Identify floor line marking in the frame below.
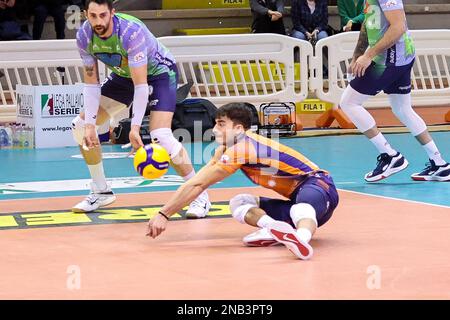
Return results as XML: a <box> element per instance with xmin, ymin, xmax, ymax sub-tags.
<box><xmin>0</xmin><ymin>186</ymin><xmax>263</xmax><ymax>203</ymax></box>
<box><xmin>2</xmin><ymin>184</ymin><xmax>448</xmax><ymax>209</ymax></box>
<box><xmin>338</xmin><ymin>188</ymin><xmax>450</xmax><ymax>209</ymax></box>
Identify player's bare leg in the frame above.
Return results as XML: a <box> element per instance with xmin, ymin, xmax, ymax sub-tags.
<box><xmin>71</xmin><ymin>107</ymin><xmax>116</xmax><ymax>213</ymax></box>
<box><xmin>149</xmin><ymin>111</ymin><xmax>211</xmax><ymax>218</ymax></box>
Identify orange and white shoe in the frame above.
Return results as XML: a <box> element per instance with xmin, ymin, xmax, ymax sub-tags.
<box><xmin>268</xmin><ymin>221</ymin><xmax>313</xmax><ymax>260</ymax></box>
<box><xmin>243</xmin><ymin>228</ymin><xmax>280</xmax><ymax>247</ymax></box>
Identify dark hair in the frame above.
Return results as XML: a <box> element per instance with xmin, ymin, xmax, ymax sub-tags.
<box><xmin>216</xmin><ymin>103</ymin><xmax>252</xmax><ymax>130</ymax></box>
<box><xmin>86</xmin><ymin>0</ymin><xmax>113</xmax><ymax>10</ymax></box>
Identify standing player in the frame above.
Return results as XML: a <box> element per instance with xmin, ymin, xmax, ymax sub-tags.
<box><xmin>340</xmin><ymin>0</ymin><xmax>449</xmax><ymax>182</ymax></box>
<box><xmin>71</xmin><ymin>0</ymin><xmax>211</xmax><ymax>217</ymax></box>
<box><xmin>146</xmin><ymin>103</ymin><xmax>339</xmax><ymax>260</ymax></box>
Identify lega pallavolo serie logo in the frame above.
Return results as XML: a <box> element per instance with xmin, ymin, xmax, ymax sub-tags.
<box><xmin>41</xmin><ymin>93</ymin><xmax>83</xmax><ymax>117</ymax></box>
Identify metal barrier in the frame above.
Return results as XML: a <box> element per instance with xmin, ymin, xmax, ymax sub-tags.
<box><xmin>312</xmin><ymin>30</ymin><xmax>450</xmax><ymax>108</ymax></box>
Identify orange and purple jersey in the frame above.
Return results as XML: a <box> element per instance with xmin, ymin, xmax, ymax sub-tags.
<box><xmin>214</xmin><ymin>131</ymin><xmax>328</xmax><ymax>198</ymax></box>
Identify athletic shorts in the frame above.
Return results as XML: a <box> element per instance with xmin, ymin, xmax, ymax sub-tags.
<box><xmin>350</xmin><ymin>59</ymin><xmax>415</xmax><ymax>96</ymax></box>
<box><xmin>259</xmin><ymin>172</ymin><xmax>339</xmax><ymax>228</ymax></box>
<box><xmin>99</xmin><ymin>65</ymin><xmax>179</xmax><ymax>117</ymax></box>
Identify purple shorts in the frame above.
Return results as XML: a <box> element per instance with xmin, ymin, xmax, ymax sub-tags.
<box><xmin>101</xmin><ymin>65</ymin><xmax>179</xmax><ymax>113</ymax></box>
<box><xmin>259</xmin><ymin>172</ymin><xmax>339</xmax><ymax>228</ymax></box>
<box><xmin>350</xmin><ymin>59</ymin><xmax>415</xmax><ymax>96</ymax></box>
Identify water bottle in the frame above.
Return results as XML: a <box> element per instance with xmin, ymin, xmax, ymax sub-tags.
<box><xmin>0</xmin><ymin>125</ymin><xmax>7</xmax><ymax>149</ymax></box>
<box><xmin>11</xmin><ymin>123</ymin><xmax>19</xmax><ymax>149</ymax></box>
<box><xmin>12</xmin><ymin>123</ymin><xmax>23</xmax><ymax>149</ymax></box>
<box><xmin>23</xmin><ymin>125</ymin><xmax>30</xmax><ymax>149</ymax></box>
<box><xmin>19</xmin><ymin>124</ymin><xmax>27</xmax><ymax>149</ymax></box>
<box><xmin>27</xmin><ymin>126</ymin><xmax>35</xmax><ymax>149</ymax></box>
<box><xmin>4</xmin><ymin>124</ymin><xmax>12</xmax><ymax>148</ymax></box>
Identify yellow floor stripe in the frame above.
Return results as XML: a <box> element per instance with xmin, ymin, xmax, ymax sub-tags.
<box><xmin>0</xmin><ymin>202</ymin><xmax>231</xmax><ymax>230</ymax></box>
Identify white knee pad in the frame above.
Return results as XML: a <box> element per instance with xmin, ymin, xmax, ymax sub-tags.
<box><xmin>339</xmin><ymin>85</ymin><xmax>376</xmax><ymax>132</ymax></box>
<box><xmin>71</xmin><ymin>115</ymin><xmax>85</xmax><ymax>145</ymax></box>
<box><xmin>229</xmin><ymin>194</ymin><xmax>258</xmax><ymax>224</ymax></box>
<box><xmin>150</xmin><ymin>128</ymin><xmax>182</xmax><ymax>159</ymax></box>
<box><xmin>389</xmin><ymin>94</ymin><xmax>427</xmax><ymax>136</ymax></box>
<box><xmin>290</xmin><ymin>203</ymin><xmax>318</xmax><ymax>228</ymax></box>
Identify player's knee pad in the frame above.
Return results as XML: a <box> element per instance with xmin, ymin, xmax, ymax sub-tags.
<box><xmin>290</xmin><ymin>203</ymin><xmax>318</xmax><ymax>228</ymax></box>
<box><xmin>71</xmin><ymin>115</ymin><xmax>85</xmax><ymax>145</ymax></box>
<box><xmin>150</xmin><ymin>128</ymin><xmax>182</xmax><ymax>159</ymax></box>
<box><xmin>339</xmin><ymin>85</ymin><xmax>375</xmax><ymax>132</ymax></box>
<box><xmin>389</xmin><ymin>94</ymin><xmax>427</xmax><ymax>136</ymax></box>
<box><xmin>229</xmin><ymin>194</ymin><xmax>258</xmax><ymax>224</ymax></box>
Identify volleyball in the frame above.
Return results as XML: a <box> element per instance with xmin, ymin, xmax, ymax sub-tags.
<box><xmin>133</xmin><ymin>144</ymin><xmax>170</xmax><ymax>179</ymax></box>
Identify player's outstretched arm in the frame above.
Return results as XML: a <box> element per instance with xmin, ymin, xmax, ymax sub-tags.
<box><xmin>129</xmin><ymin>65</ymin><xmax>149</xmax><ymax>151</ymax></box>
<box><xmin>146</xmin><ymin>164</ymin><xmax>231</xmax><ymax>239</ymax></box>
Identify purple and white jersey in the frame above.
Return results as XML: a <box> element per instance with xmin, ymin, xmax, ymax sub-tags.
<box><xmin>364</xmin><ymin>0</ymin><xmax>415</xmax><ymax>66</ymax></box>
<box><xmin>76</xmin><ymin>13</ymin><xmax>176</xmax><ymax>78</ymax></box>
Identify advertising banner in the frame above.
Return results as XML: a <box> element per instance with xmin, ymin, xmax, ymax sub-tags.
<box><xmin>16</xmin><ymin>84</ymin><xmax>83</xmax><ymax>148</ymax></box>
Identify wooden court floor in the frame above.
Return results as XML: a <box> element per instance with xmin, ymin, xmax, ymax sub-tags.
<box><xmin>1</xmin><ymin>187</ymin><xmax>449</xmax><ymax>300</ymax></box>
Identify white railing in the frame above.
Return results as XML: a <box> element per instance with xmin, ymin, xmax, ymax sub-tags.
<box><xmin>0</xmin><ymin>40</ymin><xmax>110</xmax><ymax>121</ymax></box>
<box><xmin>1</xmin><ymin>31</ymin><xmax>450</xmax><ymax>122</ymax></box>
<box><xmin>0</xmin><ymin>34</ymin><xmax>311</xmax><ymax>112</ymax></box>
<box><xmin>159</xmin><ymin>34</ymin><xmax>312</xmax><ymax>105</ymax></box>
<box><xmin>313</xmin><ymin>30</ymin><xmax>450</xmax><ymax>108</ymax></box>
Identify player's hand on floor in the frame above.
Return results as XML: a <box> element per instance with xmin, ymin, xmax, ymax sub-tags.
<box><xmin>146</xmin><ymin>214</ymin><xmax>168</xmax><ymax>238</ymax></box>
<box><xmin>83</xmin><ymin>124</ymin><xmax>100</xmax><ymax>150</ymax></box>
<box><xmin>353</xmin><ymin>54</ymin><xmax>372</xmax><ymax>77</ymax></box>
<box><xmin>129</xmin><ymin>125</ymin><xmax>144</xmax><ymax>155</ymax></box>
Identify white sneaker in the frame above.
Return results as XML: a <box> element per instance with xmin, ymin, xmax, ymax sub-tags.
<box><xmin>185</xmin><ymin>191</ymin><xmax>211</xmax><ymax>219</ymax></box>
<box><xmin>268</xmin><ymin>221</ymin><xmax>314</xmax><ymax>260</ymax></box>
<box><xmin>72</xmin><ymin>182</ymin><xmax>116</xmax><ymax>213</ymax></box>
<box><xmin>243</xmin><ymin>228</ymin><xmax>280</xmax><ymax>247</ymax></box>
<box><xmin>411</xmin><ymin>160</ymin><xmax>450</xmax><ymax>182</ymax></box>
<box><xmin>364</xmin><ymin>152</ymin><xmax>409</xmax><ymax>182</ymax></box>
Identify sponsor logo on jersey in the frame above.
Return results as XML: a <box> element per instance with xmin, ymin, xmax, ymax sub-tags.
<box><xmin>385</xmin><ymin>0</ymin><xmax>398</xmax><ymax>8</ymax></box>
<box><xmin>134</xmin><ymin>51</ymin><xmax>145</xmax><ymax>62</ymax></box>
<box><xmin>388</xmin><ymin>46</ymin><xmax>396</xmax><ymax>64</ymax></box>
<box><xmin>398</xmin><ymin>84</ymin><xmax>411</xmax><ymax>91</ymax></box>
<box><xmin>220</xmin><ymin>155</ymin><xmax>230</xmax><ymax>164</ymax></box>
